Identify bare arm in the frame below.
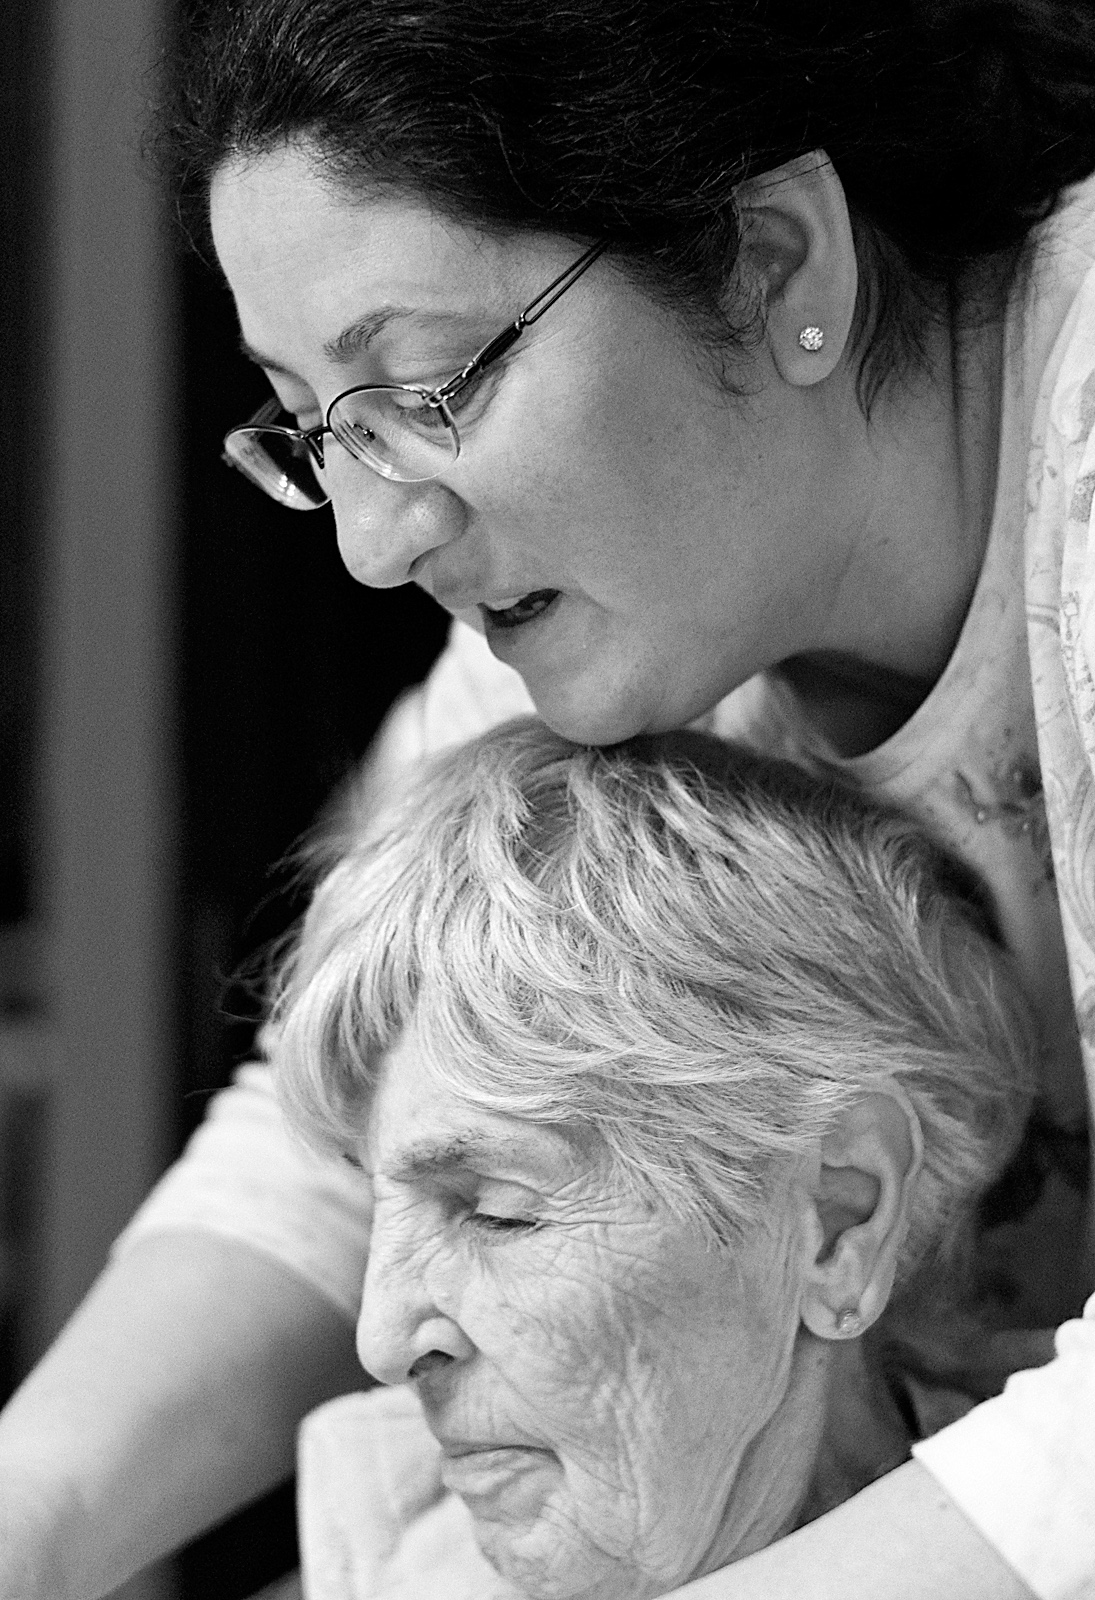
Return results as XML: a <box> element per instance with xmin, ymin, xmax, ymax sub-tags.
<box><xmin>0</xmin><ymin>1232</ymin><xmax>363</xmax><ymax>1600</ymax></box>
<box><xmin>671</xmin><ymin>1462</ymin><xmax>1033</xmax><ymax>1600</ymax></box>
<box><xmin>0</xmin><ymin>647</ymin><xmax>530</xmax><ymax>1600</ymax></box>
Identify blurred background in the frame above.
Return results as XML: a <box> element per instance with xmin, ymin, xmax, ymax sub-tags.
<box><xmin>0</xmin><ymin>1</ymin><xmax>448</xmax><ymax>1594</ymax></box>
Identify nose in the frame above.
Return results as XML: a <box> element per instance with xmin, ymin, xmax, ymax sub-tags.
<box><xmin>355</xmin><ymin>1205</ymin><xmax>476</xmax><ymax>1385</ymax></box>
<box><xmin>324</xmin><ymin>450</ymin><xmax>468</xmax><ymax>590</ymax></box>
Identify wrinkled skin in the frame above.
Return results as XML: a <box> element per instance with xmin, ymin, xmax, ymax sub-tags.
<box><xmin>352</xmin><ymin>1027</ymin><xmax>832</xmax><ymax>1600</ymax></box>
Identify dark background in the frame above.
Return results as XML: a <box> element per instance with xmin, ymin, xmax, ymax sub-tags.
<box><xmin>173</xmin><ymin>249</ymin><xmax>448</xmax><ymax>1596</ymax></box>
<box><xmin>0</xmin><ymin>7</ymin><xmax>447</xmax><ymax>1593</ymax></box>
<box><xmin>176</xmin><ymin>247</ymin><xmax>448</xmax><ymax>1150</ymax></box>
<box><xmin>0</xmin><ymin>0</ymin><xmax>50</xmax><ymax>1425</ymax></box>
<box><xmin>0</xmin><ymin>0</ymin><xmax>46</xmax><ymax>930</ymax></box>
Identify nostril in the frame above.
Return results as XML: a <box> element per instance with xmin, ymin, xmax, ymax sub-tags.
<box><xmin>408</xmin><ymin>1350</ymin><xmax>454</xmax><ymax>1380</ymax></box>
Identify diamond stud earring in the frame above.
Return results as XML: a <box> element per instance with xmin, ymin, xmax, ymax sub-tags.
<box><xmin>798</xmin><ymin>326</ymin><xmax>825</xmax><ymax>352</ymax></box>
<box><xmin>835</xmin><ymin>1308</ymin><xmax>863</xmax><ymax>1336</ymax></box>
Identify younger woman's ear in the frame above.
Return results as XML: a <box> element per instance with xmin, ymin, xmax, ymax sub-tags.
<box><xmin>796</xmin><ymin>1086</ymin><xmax>924</xmax><ymax>1340</ymax></box>
<box><xmin>734</xmin><ymin>150</ymin><xmax>858</xmax><ymax>386</ymax></box>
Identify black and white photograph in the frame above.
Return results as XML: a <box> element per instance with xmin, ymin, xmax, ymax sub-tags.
<box><xmin>1</xmin><ymin>3</ymin><xmax>1093</xmax><ymax>1597</ymax></box>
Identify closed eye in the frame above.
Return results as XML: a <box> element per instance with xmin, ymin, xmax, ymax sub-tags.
<box><xmin>465</xmin><ymin>1210</ymin><xmax>540</xmax><ymax>1236</ymax></box>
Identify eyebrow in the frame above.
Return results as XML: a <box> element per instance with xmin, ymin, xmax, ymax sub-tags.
<box><xmin>384</xmin><ymin>1129</ymin><xmax>569</xmax><ymax>1186</ymax></box>
<box><xmin>238</xmin><ymin>306</ymin><xmax>487</xmax><ymax>377</ymax></box>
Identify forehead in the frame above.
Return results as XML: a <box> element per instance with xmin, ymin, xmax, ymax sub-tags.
<box><xmin>364</xmin><ymin>1026</ymin><xmax>592</xmax><ymax>1186</ymax></box>
<box><xmin>209</xmin><ymin>143</ymin><xmax>582</xmax><ymax>375</ymax></box>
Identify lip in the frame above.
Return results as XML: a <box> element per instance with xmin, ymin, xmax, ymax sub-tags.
<box><xmin>480</xmin><ymin>589</ymin><xmax>561</xmax><ymax>634</ymax></box>
<box><xmin>444</xmin><ymin>1443</ymin><xmax>509</xmax><ymax>1459</ymax></box>
<box><xmin>438</xmin><ymin>1444</ymin><xmax>554</xmax><ymax>1496</ymax></box>
<box><xmin>420</xmin><ymin>576</ymin><xmax>557</xmax><ymax>614</ymax></box>
<box><xmin>436</xmin><ymin>1435</ymin><xmax>534</xmax><ymax>1459</ymax></box>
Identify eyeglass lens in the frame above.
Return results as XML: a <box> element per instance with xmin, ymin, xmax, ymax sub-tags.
<box><xmin>223</xmin><ymin>239</ymin><xmax>606</xmax><ymax>508</ymax></box>
<box><xmin>224</xmin><ymin>427</ymin><xmax>330</xmax><ymax>511</ymax></box>
<box><xmin>328</xmin><ymin>387</ymin><xmax>458</xmax><ymax>483</ymax></box>
<box><xmin>225</xmin><ymin>386</ymin><xmax>460</xmax><ymax>507</ymax></box>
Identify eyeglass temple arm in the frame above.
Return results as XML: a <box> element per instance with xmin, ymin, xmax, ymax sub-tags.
<box><xmin>521</xmin><ymin>241</ymin><xmax>607</xmax><ymax>324</ymax></box>
<box><xmin>436</xmin><ymin>241</ymin><xmax>607</xmax><ymax>402</ymax></box>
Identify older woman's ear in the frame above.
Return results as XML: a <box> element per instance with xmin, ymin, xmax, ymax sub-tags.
<box><xmin>734</xmin><ymin>151</ymin><xmax>859</xmax><ymax>387</ymax></box>
<box><xmin>796</xmin><ymin>1087</ymin><xmax>924</xmax><ymax>1341</ymax></box>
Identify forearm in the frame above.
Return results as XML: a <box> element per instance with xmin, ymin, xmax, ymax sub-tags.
<box><xmin>0</xmin><ymin>1231</ymin><xmax>362</xmax><ymax>1600</ymax></box>
<box><xmin>668</xmin><ymin>1462</ymin><xmax>1032</xmax><ymax>1600</ymax></box>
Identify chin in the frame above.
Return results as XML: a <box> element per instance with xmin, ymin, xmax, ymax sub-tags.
<box><xmin>522</xmin><ymin>645</ymin><xmax>727</xmax><ymax>745</ymax></box>
<box><xmin>468</xmin><ymin>1491</ymin><xmax>718</xmax><ymax>1600</ymax></box>
<box><xmin>527</xmin><ymin>677</ymin><xmax>667</xmax><ymax>748</ymax></box>
<box><xmin>470</xmin><ymin>1512</ymin><xmax>651</xmax><ymax>1600</ymax></box>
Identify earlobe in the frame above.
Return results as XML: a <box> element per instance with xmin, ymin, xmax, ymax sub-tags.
<box><xmin>735</xmin><ymin>150</ymin><xmax>859</xmax><ymax>387</ymax></box>
<box><xmin>798</xmin><ymin>1087</ymin><xmax>923</xmax><ymax>1341</ymax></box>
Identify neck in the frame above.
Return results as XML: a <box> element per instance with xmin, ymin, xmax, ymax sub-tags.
<box><xmin>790</xmin><ymin>259</ymin><xmax>1011</xmax><ymax>735</ymax></box>
<box><xmin>773</xmin><ymin>651</ymin><xmax>934</xmax><ymax>756</ymax></box>
<box><xmin>797</xmin><ymin>1334</ymin><xmax>912</xmax><ymax>1525</ymax></box>
<box><xmin>692</xmin><ymin>1329</ymin><xmax>912</xmax><ymax>1583</ymax></box>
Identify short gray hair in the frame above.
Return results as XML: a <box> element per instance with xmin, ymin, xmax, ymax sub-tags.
<box><xmin>272</xmin><ymin>719</ymin><xmax>1035</xmax><ymax>1288</ymax></box>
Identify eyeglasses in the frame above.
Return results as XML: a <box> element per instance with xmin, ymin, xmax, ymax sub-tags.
<box><xmin>222</xmin><ymin>241</ymin><xmax>606</xmax><ymax>510</ymax></box>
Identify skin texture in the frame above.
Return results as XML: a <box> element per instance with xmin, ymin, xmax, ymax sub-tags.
<box><xmin>210</xmin><ymin>144</ymin><xmax>1003</xmax><ymax>747</ymax></box>
<box><xmin>352</xmin><ymin>1027</ymin><xmax>922</xmax><ymax>1600</ymax></box>
<box><xmin>357</xmin><ymin>1027</ymin><xmax>818</xmax><ymax>1599</ymax></box>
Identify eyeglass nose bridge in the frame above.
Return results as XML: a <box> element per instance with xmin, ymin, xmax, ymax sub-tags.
<box><xmin>232</xmin><ymin>397</ymin><xmax>332</xmax><ymax>472</ymax></box>
<box><xmin>297</xmin><ymin>420</ymin><xmax>330</xmax><ymax>471</ymax></box>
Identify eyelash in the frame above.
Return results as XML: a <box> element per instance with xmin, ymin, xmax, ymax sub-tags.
<box><xmin>464</xmin><ymin>1210</ymin><xmax>540</xmax><ymax>1237</ymax></box>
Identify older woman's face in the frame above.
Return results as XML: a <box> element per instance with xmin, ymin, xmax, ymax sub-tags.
<box><xmin>352</xmin><ymin>1028</ymin><xmax>819</xmax><ymax>1600</ymax></box>
<box><xmin>210</xmin><ymin>145</ymin><xmax>860</xmax><ymax>744</ymax></box>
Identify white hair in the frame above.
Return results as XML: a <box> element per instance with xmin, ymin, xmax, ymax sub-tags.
<box><xmin>272</xmin><ymin>719</ymin><xmax>1036</xmax><ymax>1292</ymax></box>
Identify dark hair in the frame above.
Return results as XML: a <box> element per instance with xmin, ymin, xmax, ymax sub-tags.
<box><xmin>160</xmin><ymin>0</ymin><xmax>1095</xmax><ymax>404</ymax></box>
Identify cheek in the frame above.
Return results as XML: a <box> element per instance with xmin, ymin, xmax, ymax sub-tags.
<box><xmin>607</xmin><ymin>1223</ymin><xmax>804</xmax><ymax>1477</ymax></box>
<box><xmin>465</xmin><ymin>1234</ymin><xmax>712</xmax><ymax>1484</ymax></box>
<box><xmin>516</xmin><ymin>425</ymin><xmax>715</xmax><ymax>596</ymax></box>
<box><xmin>461</xmin><ymin>1234</ymin><xmax>662</xmax><ymax>1441</ymax></box>
<box><xmin>474</xmin><ymin>326</ymin><xmax>734</xmax><ymax>590</ymax></box>
<box><xmin>448</xmin><ymin>1224</ymin><xmax>807</xmax><ymax>1597</ymax></box>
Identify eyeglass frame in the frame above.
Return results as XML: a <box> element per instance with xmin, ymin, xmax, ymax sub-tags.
<box><xmin>222</xmin><ymin>239</ymin><xmax>608</xmax><ymax>504</ymax></box>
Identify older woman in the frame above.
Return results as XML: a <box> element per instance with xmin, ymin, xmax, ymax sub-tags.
<box><xmin>1</xmin><ymin>4</ymin><xmax>1094</xmax><ymax>1598</ymax></box>
<box><xmin>273</xmin><ymin>721</ymin><xmax>1037</xmax><ymax>1600</ymax></box>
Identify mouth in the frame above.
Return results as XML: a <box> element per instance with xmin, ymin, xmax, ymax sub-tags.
<box><xmin>479</xmin><ymin>589</ymin><xmax>560</xmax><ymax>630</ymax></box>
<box><xmin>441</xmin><ymin>1441</ymin><xmax>521</xmax><ymax>1460</ymax></box>
<box><xmin>435</xmin><ymin>1432</ymin><xmax>549</xmax><ymax>1464</ymax></box>
<box><xmin>438</xmin><ymin>1444</ymin><xmax>554</xmax><ymax>1496</ymax></box>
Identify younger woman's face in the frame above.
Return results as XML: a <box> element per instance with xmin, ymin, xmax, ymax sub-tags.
<box><xmin>211</xmin><ymin>144</ymin><xmax>859</xmax><ymax>743</ymax></box>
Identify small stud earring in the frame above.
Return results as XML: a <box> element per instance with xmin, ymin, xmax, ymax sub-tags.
<box><xmin>798</xmin><ymin>326</ymin><xmax>825</xmax><ymax>352</ymax></box>
<box><xmin>835</xmin><ymin>1308</ymin><xmax>862</xmax><ymax>1337</ymax></box>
